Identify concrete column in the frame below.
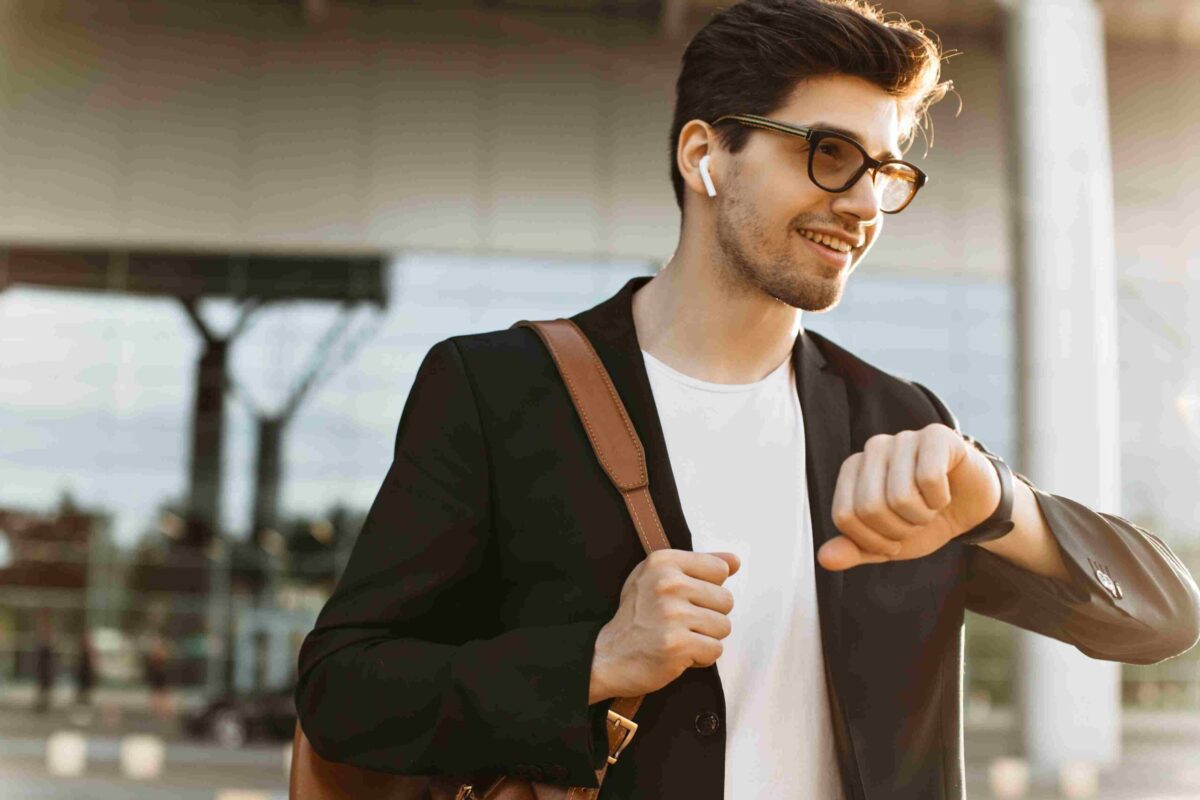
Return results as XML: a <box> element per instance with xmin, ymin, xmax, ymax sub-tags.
<box><xmin>1001</xmin><ymin>0</ymin><xmax>1122</xmax><ymax>776</ymax></box>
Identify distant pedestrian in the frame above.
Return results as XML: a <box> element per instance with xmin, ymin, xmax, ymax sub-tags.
<box><xmin>144</xmin><ymin>634</ymin><xmax>172</xmax><ymax>719</ymax></box>
<box><xmin>74</xmin><ymin>631</ymin><xmax>96</xmax><ymax>707</ymax></box>
<box><xmin>33</xmin><ymin>612</ymin><xmax>55</xmax><ymax>714</ymax></box>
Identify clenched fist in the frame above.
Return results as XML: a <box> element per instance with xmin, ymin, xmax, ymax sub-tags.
<box><xmin>817</xmin><ymin>423</ymin><xmax>1003</xmax><ymax>572</ymax></box>
<box><xmin>589</xmin><ymin>550</ymin><xmax>739</xmax><ymax>704</ymax></box>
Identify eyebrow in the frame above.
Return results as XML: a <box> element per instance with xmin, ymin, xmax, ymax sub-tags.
<box><xmin>803</xmin><ymin>120</ymin><xmax>902</xmax><ymax>162</ymax></box>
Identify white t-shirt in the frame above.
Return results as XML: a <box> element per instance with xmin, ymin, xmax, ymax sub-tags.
<box><xmin>641</xmin><ymin>347</ymin><xmax>845</xmax><ymax>799</ymax></box>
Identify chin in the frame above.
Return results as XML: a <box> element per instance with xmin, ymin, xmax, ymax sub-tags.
<box><xmin>767</xmin><ymin>275</ymin><xmax>844</xmax><ymax>312</ymax></box>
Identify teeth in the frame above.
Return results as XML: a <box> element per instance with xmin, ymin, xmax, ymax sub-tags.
<box><xmin>799</xmin><ymin>229</ymin><xmax>852</xmax><ymax>253</ymax></box>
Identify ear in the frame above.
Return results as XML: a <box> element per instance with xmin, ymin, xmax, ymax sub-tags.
<box><xmin>677</xmin><ymin>120</ymin><xmax>719</xmax><ymax>201</ymax></box>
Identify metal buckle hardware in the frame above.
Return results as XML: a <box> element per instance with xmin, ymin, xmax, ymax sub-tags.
<box><xmin>606</xmin><ymin>709</ymin><xmax>638</xmax><ymax>765</ymax></box>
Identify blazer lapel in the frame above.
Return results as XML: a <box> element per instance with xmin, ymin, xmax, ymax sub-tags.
<box><xmin>794</xmin><ymin>328</ymin><xmax>851</xmax><ymax>663</ymax></box>
<box><xmin>793</xmin><ymin>329</ymin><xmax>868</xmax><ymax>799</ymax></box>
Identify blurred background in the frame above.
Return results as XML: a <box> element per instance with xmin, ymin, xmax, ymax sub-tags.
<box><xmin>1</xmin><ymin>0</ymin><xmax>1198</xmax><ymax>798</ymax></box>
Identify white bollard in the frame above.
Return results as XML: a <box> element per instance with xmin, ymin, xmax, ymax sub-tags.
<box><xmin>987</xmin><ymin>756</ymin><xmax>1030</xmax><ymax>799</ymax></box>
<box><xmin>119</xmin><ymin>734</ymin><xmax>165</xmax><ymax>780</ymax></box>
<box><xmin>46</xmin><ymin>731</ymin><xmax>88</xmax><ymax>776</ymax></box>
<box><xmin>1058</xmin><ymin>761</ymin><xmax>1098</xmax><ymax>798</ymax></box>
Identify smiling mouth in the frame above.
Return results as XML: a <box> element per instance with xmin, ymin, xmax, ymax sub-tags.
<box><xmin>796</xmin><ymin>229</ymin><xmax>854</xmax><ymax>268</ymax></box>
<box><xmin>796</xmin><ymin>228</ymin><xmax>857</xmax><ymax>253</ymax></box>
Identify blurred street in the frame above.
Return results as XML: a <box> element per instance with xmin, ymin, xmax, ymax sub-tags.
<box><xmin>0</xmin><ymin>684</ymin><xmax>1197</xmax><ymax>799</ymax></box>
<box><xmin>0</xmin><ymin>684</ymin><xmax>289</xmax><ymax>799</ymax></box>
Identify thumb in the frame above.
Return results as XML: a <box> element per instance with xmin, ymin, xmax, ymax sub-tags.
<box><xmin>707</xmin><ymin>551</ymin><xmax>741</xmax><ymax>576</ymax></box>
<box><xmin>816</xmin><ymin>536</ymin><xmax>874</xmax><ymax>572</ymax></box>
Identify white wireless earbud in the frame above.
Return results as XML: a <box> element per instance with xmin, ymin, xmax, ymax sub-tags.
<box><xmin>698</xmin><ymin>154</ymin><xmax>717</xmax><ymax>198</ymax></box>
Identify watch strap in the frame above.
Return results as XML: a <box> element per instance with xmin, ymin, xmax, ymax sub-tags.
<box><xmin>957</xmin><ymin>437</ymin><xmax>1016</xmax><ymax>545</ymax></box>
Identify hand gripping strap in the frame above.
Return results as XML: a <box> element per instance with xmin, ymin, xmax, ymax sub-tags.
<box><xmin>511</xmin><ymin>319</ymin><xmax>675</xmax><ymax>799</ymax></box>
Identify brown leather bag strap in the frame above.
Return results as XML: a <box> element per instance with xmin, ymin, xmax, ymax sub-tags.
<box><xmin>513</xmin><ymin>319</ymin><xmax>670</xmax><ymax>556</ymax></box>
<box><xmin>512</xmin><ymin>318</ymin><xmax>673</xmax><ymax>796</ymax></box>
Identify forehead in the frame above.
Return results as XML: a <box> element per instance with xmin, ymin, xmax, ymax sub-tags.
<box><xmin>772</xmin><ymin>75</ymin><xmax>903</xmax><ymax>159</ymax></box>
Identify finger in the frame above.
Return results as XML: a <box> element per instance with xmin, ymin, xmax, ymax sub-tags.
<box><xmin>686</xmin><ymin>582</ymin><xmax>736</xmax><ymax>615</ymax></box>
<box><xmin>676</xmin><ymin>550</ymin><xmax>738</xmax><ymax>585</ymax></box>
<box><xmin>687</xmin><ymin>606</ymin><xmax>733</xmax><ymax>640</ymax></box>
<box><xmin>853</xmin><ymin>436</ymin><xmax>921</xmax><ymax>548</ymax></box>
<box><xmin>886</xmin><ymin>430</ymin><xmax>939</xmax><ymax>525</ymax></box>
<box><xmin>913</xmin><ymin>425</ymin><xmax>955</xmax><ymax>510</ymax></box>
<box><xmin>817</xmin><ymin>535</ymin><xmax>891</xmax><ymax>572</ymax></box>
<box><xmin>833</xmin><ymin>450</ymin><xmax>903</xmax><ymax>556</ymax></box>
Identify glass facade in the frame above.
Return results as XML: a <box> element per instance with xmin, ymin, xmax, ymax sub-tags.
<box><xmin>1</xmin><ymin>252</ymin><xmax>1197</xmax><ymax>796</ymax></box>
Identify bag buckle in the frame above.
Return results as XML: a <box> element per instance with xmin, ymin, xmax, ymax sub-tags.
<box><xmin>606</xmin><ymin>709</ymin><xmax>638</xmax><ymax>765</ymax></box>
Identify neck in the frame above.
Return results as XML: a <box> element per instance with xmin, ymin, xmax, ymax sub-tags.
<box><xmin>632</xmin><ymin>239</ymin><xmax>803</xmax><ymax>385</ymax></box>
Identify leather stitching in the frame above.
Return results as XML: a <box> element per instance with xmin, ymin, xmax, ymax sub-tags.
<box><xmin>623</xmin><ymin>493</ymin><xmax>654</xmax><ymax>555</ymax></box>
<box><xmin>542</xmin><ymin>320</ymin><xmax>647</xmax><ymax>488</ymax></box>
<box><xmin>538</xmin><ymin>328</ymin><xmax>628</xmax><ymax>487</ymax></box>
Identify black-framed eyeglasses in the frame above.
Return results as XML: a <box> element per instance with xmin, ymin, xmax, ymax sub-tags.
<box><xmin>711</xmin><ymin>113</ymin><xmax>928</xmax><ymax>214</ymax></box>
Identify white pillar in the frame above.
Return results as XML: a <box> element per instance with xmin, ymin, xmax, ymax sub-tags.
<box><xmin>1001</xmin><ymin>0</ymin><xmax>1122</xmax><ymax>776</ymax></box>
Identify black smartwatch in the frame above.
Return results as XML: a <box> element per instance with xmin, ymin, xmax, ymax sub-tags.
<box><xmin>956</xmin><ymin>436</ymin><xmax>1016</xmax><ymax>546</ymax></box>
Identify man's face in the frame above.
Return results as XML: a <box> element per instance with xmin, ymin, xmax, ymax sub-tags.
<box><xmin>711</xmin><ymin>74</ymin><xmax>905</xmax><ymax>312</ymax></box>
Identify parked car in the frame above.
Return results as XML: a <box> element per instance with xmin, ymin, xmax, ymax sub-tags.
<box><xmin>181</xmin><ymin>686</ymin><xmax>296</xmax><ymax>748</ymax></box>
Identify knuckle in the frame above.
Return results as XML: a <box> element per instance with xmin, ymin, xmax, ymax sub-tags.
<box><xmin>646</xmin><ymin>550</ymin><xmax>671</xmax><ymax>569</ymax></box>
<box><xmin>858</xmin><ymin>500</ymin><xmax>888</xmax><ymax>520</ymax></box>
<box><xmin>886</xmin><ymin>487</ymin><xmax>919</xmax><ymax>510</ymax></box>
<box><xmin>864</xmin><ymin>433</ymin><xmax>891</xmax><ymax>451</ymax></box>
<box><xmin>713</xmin><ymin>558</ymin><xmax>731</xmax><ymax>581</ymax></box>
<box><xmin>660</xmin><ymin>600</ymin><xmax>687</xmax><ymax>621</ymax></box>
<box><xmin>655</xmin><ymin>576</ymin><xmax>684</xmax><ymax>597</ymax></box>
<box><xmin>661</xmin><ymin>629</ymin><xmax>687</xmax><ymax>655</ymax></box>
<box><xmin>914</xmin><ymin>464</ymin><xmax>941</xmax><ymax>484</ymax></box>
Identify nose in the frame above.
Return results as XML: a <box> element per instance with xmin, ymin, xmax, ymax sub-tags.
<box><xmin>830</xmin><ymin>168</ymin><xmax>883</xmax><ymax>224</ymax></box>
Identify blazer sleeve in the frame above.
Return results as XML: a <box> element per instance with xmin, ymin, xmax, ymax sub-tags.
<box><xmin>912</xmin><ymin>381</ymin><xmax>1200</xmax><ymax>665</ymax></box>
<box><xmin>295</xmin><ymin>337</ymin><xmax>614</xmax><ymax>787</ymax></box>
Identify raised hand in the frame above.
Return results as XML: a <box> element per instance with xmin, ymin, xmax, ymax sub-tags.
<box><xmin>817</xmin><ymin>423</ymin><xmax>1002</xmax><ymax>572</ymax></box>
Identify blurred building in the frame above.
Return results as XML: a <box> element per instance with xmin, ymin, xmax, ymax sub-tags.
<box><xmin>0</xmin><ymin>0</ymin><xmax>1197</xmax><ymax>793</ymax></box>
<box><xmin>0</xmin><ymin>498</ymin><xmax>110</xmax><ymax>679</ymax></box>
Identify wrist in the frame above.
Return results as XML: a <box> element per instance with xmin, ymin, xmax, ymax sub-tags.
<box><xmin>956</xmin><ymin>436</ymin><xmax>1016</xmax><ymax>546</ymax></box>
<box><xmin>588</xmin><ymin>661</ymin><xmax>613</xmax><ymax>705</ymax></box>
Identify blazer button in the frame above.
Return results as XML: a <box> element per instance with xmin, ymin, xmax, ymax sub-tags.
<box><xmin>695</xmin><ymin>711</ymin><xmax>721</xmax><ymax>736</ymax></box>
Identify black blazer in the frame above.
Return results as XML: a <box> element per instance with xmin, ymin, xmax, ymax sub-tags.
<box><xmin>295</xmin><ymin>275</ymin><xmax>1200</xmax><ymax>799</ymax></box>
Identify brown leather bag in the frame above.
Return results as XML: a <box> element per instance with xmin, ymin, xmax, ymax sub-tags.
<box><xmin>289</xmin><ymin>318</ymin><xmax>677</xmax><ymax>800</ymax></box>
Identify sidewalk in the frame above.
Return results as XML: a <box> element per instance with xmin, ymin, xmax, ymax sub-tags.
<box><xmin>2</xmin><ymin>681</ymin><xmax>1199</xmax><ymax>798</ymax></box>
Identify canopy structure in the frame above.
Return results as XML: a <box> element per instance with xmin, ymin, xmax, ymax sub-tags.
<box><xmin>0</xmin><ymin>244</ymin><xmax>388</xmax><ymax>545</ymax></box>
<box><xmin>1</xmin><ymin>244</ymin><xmax>389</xmax><ymax>695</ymax></box>
<box><xmin>0</xmin><ymin>246</ymin><xmax>387</xmax><ymax>306</ymax></box>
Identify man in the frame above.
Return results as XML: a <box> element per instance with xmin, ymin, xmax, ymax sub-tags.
<box><xmin>295</xmin><ymin>1</ymin><xmax>1200</xmax><ymax>797</ymax></box>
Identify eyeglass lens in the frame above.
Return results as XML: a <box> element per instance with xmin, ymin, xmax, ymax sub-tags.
<box><xmin>810</xmin><ymin>136</ymin><xmax>918</xmax><ymax>212</ymax></box>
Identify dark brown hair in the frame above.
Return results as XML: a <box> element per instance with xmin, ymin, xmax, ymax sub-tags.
<box><xmin>669</xmin><ymin>0</ymin><xmax>955</xmax><ymax>212</ymax></box>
